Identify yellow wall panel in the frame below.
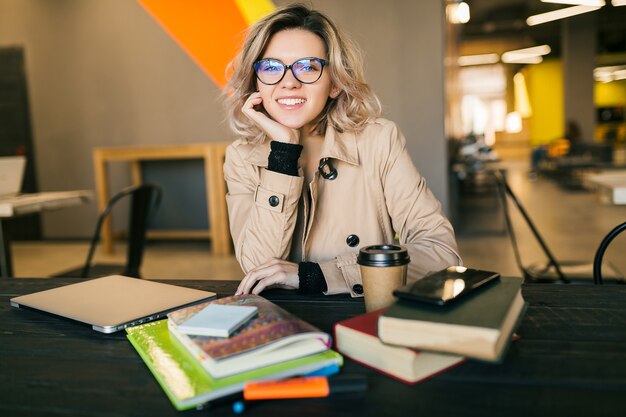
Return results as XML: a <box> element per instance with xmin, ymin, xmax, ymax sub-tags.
<box><xmin>235</xmin><ymin>0</ymin><xmax>275</xmax><ymax>25</ymax></box>
<box><xmin>527</xmin><ymin>59</ymin><xmax>563</xmax><ymax>146</ymax></box>
<box><xmin>595</xmin><ymin>80</ymin><xmax>626</xmax><ymax>107</ymax></box>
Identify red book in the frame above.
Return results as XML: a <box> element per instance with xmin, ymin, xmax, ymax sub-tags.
<box><xmin>334</xmin><ymin>309</ymin><xmax>465</xmax><ymax>384</ymax></box>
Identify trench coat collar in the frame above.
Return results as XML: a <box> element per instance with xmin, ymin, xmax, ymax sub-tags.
<box><xmin>244</xmin><ymin>124</ymin><xmax>360</xmax><ymax>167</ymax></box>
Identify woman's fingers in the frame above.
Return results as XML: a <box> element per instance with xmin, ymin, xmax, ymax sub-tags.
<box><xmin>235</xmin><ymin>258</ymin><xmax>299</xmax><ymax>295</ymax></box>
<box><xmin>242</xmin><ymin>92</ymin><xmax>263</xmax><ymax>113</ymax></box>
<box><xmin>235</xmin><ymin>259</ymin><xmax>279</xmax><ymax>295</ymax></box>
<box><xmin>250</xmin><ymin>274</ymin><xmax>286</xmax><ymax>295</ymax></box>
<box><xmin>242</xmin><ymin>93</ymin><xmax>271</xmax><ymax>125</ymax></box>
<box><xmin>241</xmin><ymin>93</ymin><xmax>299</xmax><ymax>143</ymax></box>
<box><xmin>242</xmin><ymin>265</ymin><xmax>279</xmax><ymax>294</ymax></box>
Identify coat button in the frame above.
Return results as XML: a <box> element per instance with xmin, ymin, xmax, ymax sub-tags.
<box><xmin>268</xmin><ymin>196</ymin><xmax>280</xmax><ymax>207</ymax></box>
<box><xmin>352</xmin><ymin>284</ymin><xmax>363</xmax><ymax>294</ymax></box>
<box><xmin>346</xmin><ymin>234</ymin><xmax>360</xmax><ymax>247</ymax></box>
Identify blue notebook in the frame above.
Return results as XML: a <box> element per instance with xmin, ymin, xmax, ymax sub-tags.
<box><xmin>176</xmin><ymin>304</ymin><xmax>258</xmax><ymax>337</ymax></box>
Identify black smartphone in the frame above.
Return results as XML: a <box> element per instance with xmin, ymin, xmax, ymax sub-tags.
<box><xmin>393</xmin><ymin>266</ymin><xmax>500</xmax><ymax>306</ymax></box>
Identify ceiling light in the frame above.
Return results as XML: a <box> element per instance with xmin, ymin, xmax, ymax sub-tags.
<box><xmin>505</xmin><ymin>112</ymin><xmax>523</xmax><ymax>133</ymax></box>
<box><xmin>446</xmin><ymin>2</ymin><xmax>470</xmax><ymax>24</ymax></box>
<box><xmin>594</xmin><ymin>65</ymin><xmax>626</xmax><ymax>82</ymax></box>
<box><xmin>614</xmin><ymin>70</ymin><xmax>626</xmax><ymax>81</ymax></box>
<box><xmin>502</xmin><ymin>56</ymin><xmax>544</xmax><ymax>64</ymax></box>
<box><xmin>501</xmin><ymin>45</ymin><xmax>551</xmax><ymax>64</ymax></box>
<box><xmin>513</xmin><ymin>73</ymin><xmax>532</xmax><ymax>118</ymax></box>
<box><xmin>458</xmin><ymin>53</ymin><xmax>500</xmax><ymax>66</ymax></box>
<box><xmin>504</xmin><ymin>45</ymin><xmax>552</xmax><ymax>57</ymax></box>
<box><xmin>527</xmin><ymin>5</ymin><xmax>602</xmax><ymax>26</ymax></box>
<box><xmin>612</xmin><ymin>0</ymin><xmax>626</xmax><ymax>5</ymax></box>
<box><xmin>541</xmin><ymin>0</ymin><xmax>604</xmax><ymax>6</ymax></box>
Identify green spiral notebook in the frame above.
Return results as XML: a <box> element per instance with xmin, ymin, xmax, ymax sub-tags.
<box><xmin>126</xmin><ymin>319</ymin><xmax>343</xmax><ymax>411</ymax></box>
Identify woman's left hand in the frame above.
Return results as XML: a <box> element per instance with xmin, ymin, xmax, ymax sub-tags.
<box><xmin>235</xmin><ymin>258</ymin><xmax>299</xmax><ymax>295</ymax></box>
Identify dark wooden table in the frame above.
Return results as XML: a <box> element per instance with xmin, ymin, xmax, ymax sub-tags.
<box><xmin>2</xmin><ymin>279</ymin><xmax>626</xmax><ymax>417</ymax></box>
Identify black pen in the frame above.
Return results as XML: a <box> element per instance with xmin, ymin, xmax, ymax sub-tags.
<box><xmin>197</xmin><ymin>391</ymin><xmax>243</xmax><ymax>410</ymax></box>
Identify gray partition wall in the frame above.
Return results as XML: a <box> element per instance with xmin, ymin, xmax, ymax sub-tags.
<box><xmin>308</xmin><ymin>0</ymin><xmax>449</xmax><ymax>212</ymax></box>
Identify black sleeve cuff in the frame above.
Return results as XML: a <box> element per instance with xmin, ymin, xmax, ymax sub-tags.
<box><xmin>298</xmin><ymin>262</ymin><xmax>328</xmax><ymax>294</ymax></box>
<box><xmin>267</xmin><ymin>141</ymin><xmax>303</xmax><ymax>176</ymax></box>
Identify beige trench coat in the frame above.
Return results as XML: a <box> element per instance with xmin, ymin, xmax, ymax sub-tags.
<box><xmin>224</xmin><ymin>118</ymin><xmax>462</xmax><ymax>297</ymax></box>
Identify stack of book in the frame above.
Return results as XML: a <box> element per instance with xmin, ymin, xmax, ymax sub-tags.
<box><xmin>127</xmin><ymin>294</ymin><xmax>342</xmax><ymax>410</ymax></box>
<box><xmin>334</xmin><ymin>276</ymin><xmax>526</xmax><ymax>384</ymax></box>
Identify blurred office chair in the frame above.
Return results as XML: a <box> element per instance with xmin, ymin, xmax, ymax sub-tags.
<box><xmin>593</xmin><ymin>221</ymin><xmax>626</xmax><ymax>284</ymax></box>
<box><xmin>55</xmin><ymin>184</ymin><xmax>162</xmax><ymax>278</ymax></box>
<box><xmin>492</xmin><ymin>170</ymin><xmax>624</xmax><ymax>284</ymax></box>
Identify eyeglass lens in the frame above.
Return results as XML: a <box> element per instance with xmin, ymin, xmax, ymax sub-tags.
<box><xmin>254</xmin><ymin>58</ymin><xmax>326</xmax><ymax>85</ymax></box>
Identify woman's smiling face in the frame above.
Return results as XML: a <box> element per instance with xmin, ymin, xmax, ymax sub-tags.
<box><xmin>256</xmin><ymin>29</ymin><xmax>333</xmax><ymax>131</ymax></box>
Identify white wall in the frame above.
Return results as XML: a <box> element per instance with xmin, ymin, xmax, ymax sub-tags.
<box><xmin>0</xmin><ymin>0</ymin><xmax>449</xmax><ymax>238</ymax></box>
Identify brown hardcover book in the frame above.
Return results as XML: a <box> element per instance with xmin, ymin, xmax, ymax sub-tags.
<box><xmin>167</xmin><ymin>294</ymin><xmax>331</xmax><ymax>378</ymax></box>
<box><xmin>378</xmin><ymin>276</ymin><xmax>526</xmax><ymax>362</ymax></box>
<box><xmin>334</xmin><ymin>309</ymin><xmax>465</xmax><ymax>384</ymax></box>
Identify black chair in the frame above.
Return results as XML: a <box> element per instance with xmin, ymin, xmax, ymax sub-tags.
<box><xmin>593</xmin><ymin>221</ymin><xmax>626</xmax><ymax>284</ymax></box>
<box><xmin>492</xmin><ymin>170</ymin><xmax>624</xmax><ymax>284</ymax></box>
<box><xmin>56</xmin><ymin>184</ymin><xmax>162</xmax><ymax>278</ymax></box>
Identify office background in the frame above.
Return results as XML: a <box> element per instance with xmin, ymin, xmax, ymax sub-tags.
<box><xmin>0</xmin><ymin>0</ymin><xmax>449</xmax><ymax>239</ymax></box>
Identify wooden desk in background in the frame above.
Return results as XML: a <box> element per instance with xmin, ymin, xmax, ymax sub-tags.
<box><xmin>93</xmin><ymin>143</ymin><xmax>231</xmax><ymax>256</ymax></box>
<box><xmin>585</xmin><ymin>170</ymin><xmax>626</xmax><ymax>205</ymax></box>
<box><xmin>0</xmin><ymin>191</ymin><xmax>92</xmax><ymax>277</ymax></box>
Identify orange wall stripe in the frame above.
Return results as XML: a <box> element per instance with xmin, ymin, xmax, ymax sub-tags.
<box><xmin>138</xmin><ymin>0</ymin><xmax>249</xmax><ymax>88</ymax></box>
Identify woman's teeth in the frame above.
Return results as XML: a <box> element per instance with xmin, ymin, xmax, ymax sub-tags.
<box><xmin>277</xmin><ymin>98</ymin><xmax>306</xmax><ymax>105</ymax></box>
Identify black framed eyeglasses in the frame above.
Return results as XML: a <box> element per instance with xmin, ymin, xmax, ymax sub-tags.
<box><xmin>253</xmin><ymin>57</ymin><xmax>329</xmax><ymax>85</ymax></box>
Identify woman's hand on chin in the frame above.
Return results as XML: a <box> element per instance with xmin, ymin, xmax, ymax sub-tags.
<box><xmin>235</xmin><ymin>258</ymin><xmax>299</xmax><ymax>295</ymax></box>
<box><xmin>242</xmin><ymin>92</ymin><xmax>300</xmax><ymax>144</ymax></box>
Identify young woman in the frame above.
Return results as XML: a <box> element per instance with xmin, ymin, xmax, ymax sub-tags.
<box><xmin>224</xmin><ymin>4</ymin><xmax>461</xmax><ymax>297</ymax></box>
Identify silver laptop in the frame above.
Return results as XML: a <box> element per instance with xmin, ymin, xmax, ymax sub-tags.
<box><xmin>10</xmin><ymin>275</ymin><xmax>216</xmax><ymax>333</ymax></box>
<box><xmin>0</xmin><ymin>156</ymin><xmax>26</xmax><ymax>197</ymax></box>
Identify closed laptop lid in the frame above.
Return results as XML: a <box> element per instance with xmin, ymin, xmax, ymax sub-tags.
<box><xmin>0</xmin><ymin>156</ymin><xmax>26</xmax><ymax>197</ymax></box>
<box><xmin>10</xmin><ymin>275</ymin><xmax>216</xmax><ymax>333</ymax></box>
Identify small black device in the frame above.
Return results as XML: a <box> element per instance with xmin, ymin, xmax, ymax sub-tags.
<box><xmin>393</xmin><ymin>266</ymin><xmax>500</xmax><ymax>306</ymax></box>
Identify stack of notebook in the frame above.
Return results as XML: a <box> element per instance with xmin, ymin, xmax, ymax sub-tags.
<box><xmin>334</xmin><ymin>276</ymin><xmax>526</xmax><ymax>384</ymax></box>
<box><xmin>127</xmin><ymin>294</ymin><xmax>342</xmax><ymax>410</ymax></box>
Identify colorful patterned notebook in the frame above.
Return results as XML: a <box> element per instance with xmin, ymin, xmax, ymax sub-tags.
<box><xmin>126</xmin><ymin>319</ymin><xmax>342</xmax><ymax>411</ymax></box>
<box><xmin>167</xmin><ymin>294</ymin><xmax>332</xmax><ymax>378</ymax></box>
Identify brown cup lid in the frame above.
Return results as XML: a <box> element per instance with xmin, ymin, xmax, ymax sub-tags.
<box><xmin>357</xmin><ymin>244</ymin><xmax>410</xmax><ymax>267</ymax></box>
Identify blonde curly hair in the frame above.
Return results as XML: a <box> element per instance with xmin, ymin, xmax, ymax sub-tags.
<box><xmin>224</xmin><ymin>3</ymin><xmax>381</xmax><ymax>143</ymax></box>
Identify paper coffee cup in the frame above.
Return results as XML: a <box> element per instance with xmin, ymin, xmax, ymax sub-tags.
<box><xmin>357</xmin><ymin>245</ymin><xmax>410</xmax><ymax>312</ymax></box>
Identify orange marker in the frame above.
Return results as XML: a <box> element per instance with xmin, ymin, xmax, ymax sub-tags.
<box><xmin>243</xmin><ymin>375</ymin><xmax>367</xmax><ymax>400</ymax></box>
